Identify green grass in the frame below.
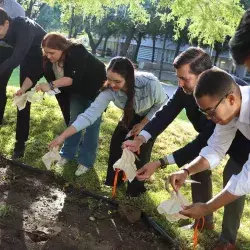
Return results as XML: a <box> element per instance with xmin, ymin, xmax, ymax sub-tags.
<box><xmin>0</xmin><ymin>204</ymin><xmax>12</xmax><ymax>218</ymax></box>
<box><xmin>9</xmin><ymin>68</ymin><xmax>20</xmax><ymax>87</ymax></box>
<box><xmin>8</xmin><ymin>68</ymin><xmax>46</xmax><ymax>87</ymax></box>
<box><xmin>3</xmin><ymin>77</ymin><xmax>250</xmax><ymax>249</ymax></box>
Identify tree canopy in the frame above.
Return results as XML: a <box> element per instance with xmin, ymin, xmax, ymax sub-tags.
<box><xmin>159</xmin><ymin>0</ymin><xmax>244</xmax><ymax>46</ymax></box>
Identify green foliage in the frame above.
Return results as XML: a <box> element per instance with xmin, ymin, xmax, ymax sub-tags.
<box><xmin>159</xmin><ymin>0</ymin><xmax>245</xmax><ymax>46</ymax></box>
<box><xmin>47</xmin><ymin>0</ymin><xmax>150</xmax><ymax>24</ymax></box>
<box><xmin>36</xmin><ymin>4</ymin><xmax>63</xmax><ymax>31</ymax></box>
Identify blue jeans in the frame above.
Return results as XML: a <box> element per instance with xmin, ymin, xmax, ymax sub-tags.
<box><xmin>60</xmin><ymin>94</ymin><xmax>101</xmax><ymax>168</ymax></box>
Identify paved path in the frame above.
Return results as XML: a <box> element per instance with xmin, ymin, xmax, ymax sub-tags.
<box><xmin>161</xmin><ymin>82</ymin><xmax>177</xmax><ymax>98</ymax></box>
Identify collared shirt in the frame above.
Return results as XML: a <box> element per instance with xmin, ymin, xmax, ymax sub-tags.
<box><xmin>199</xmin><ymin>86</ymin><xmax>250</xmax><ymax>196</ymax></box>
<box><xmin>72</xmin><ymin>72</ymin><xmax>167</xmax><ymax>132</ymax></box>
<box><xmin>139</xmin><ymin>75</ymin><xmax>249</xmax><ymax>168</ymax></box>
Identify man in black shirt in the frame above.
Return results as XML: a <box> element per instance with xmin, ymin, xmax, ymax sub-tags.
<box><xmin>0</xmin><ymin>8</ymin><xmax>46</xmax><ymax>158</ymax></box>
<box><xmin>124</xmin><ymin>47</ymin><xmax>250</xmax><ymax>250</ymax></box>
<box><xmin>0</xmin><ymin>0</ymin><xmax>25</xmax><ymax>125</ymax></box>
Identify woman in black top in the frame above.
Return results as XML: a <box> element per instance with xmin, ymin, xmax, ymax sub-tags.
<box><xmin>21</xmin><ymin>32</ymin><xmax>106</xmax><ymax>175</ymax></box>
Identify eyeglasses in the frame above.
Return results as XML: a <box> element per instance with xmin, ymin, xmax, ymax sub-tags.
<box><xmin>199</xmin><ymin>92</ymin><xmax>233</xmax><ymax>117</ymax></box>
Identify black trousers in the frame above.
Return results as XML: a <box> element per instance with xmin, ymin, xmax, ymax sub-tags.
<box><xmin>105</xmin><ymin>114</ymin><xmax>156</xmax><ymax>196</ymax></box>
<box><xmin>221</xmin><ymin>158</ymin><xmax>245</xmax><ymax>244</ymax></box>
<box><xmin>16</xmin><ymin>60</ymin><xmax>71</xmax><ymax>143</ymax></box>
<box><xmin>15</xmin><ymin>50</ymin><xmax>46</xmax><ymax>144</ymax></box>
<box><xmin>0</xmin><ymin>46</ymin><xmax>14</xmax><ymax>125</ymax></box>
<box><xmin>190</xmin><ymin>169</ymin><xmax>213</xmax><ymax>223</ymax></box>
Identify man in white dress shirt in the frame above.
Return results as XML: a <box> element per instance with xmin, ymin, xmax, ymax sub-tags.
<box><xmin>169</xmin><ymin>69</ymin><xmax>250</xmax><ymax>225</ymax></box>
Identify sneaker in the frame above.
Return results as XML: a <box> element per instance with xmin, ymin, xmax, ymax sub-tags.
<box><xmin>75</xmin><ymin>164</ymin><xmax>89</xmax><ymax>176</ymax></box>
<box><xmin>55</xmin><ymin>157</ymin><xmax>68</xmax><ymax>167</ymax></box>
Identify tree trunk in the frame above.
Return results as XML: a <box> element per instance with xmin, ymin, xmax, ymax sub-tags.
<box><xmin>133</xmin><ymin>32</ymin><xmax>143</xmax><ymax>62</ymax></box>
<box><xmin>101</xmin><ymin>35</ymin><xmax>110</xmax><ymax>57</ymax></box>
<box><xmin>68</xmin><ymin>7</ymin><xmax>75</xmax><ymax>38</ymax></box>
<box><xmin>86</xmin><ymin>30</ymin><xmax>103</xmax><ymax>54</ymax></box>
<box><xmin>73</xmin><ymin>28</ymin><xmax>78</xmax><ymax>39</ymax></box>
<box><xmin>31</xmin><ymin>3</ymin><xmax>46</xmax><ymax>19</ymax></box>
<box><xmin>151</xmin><ymin>34</ymin><xmax>156</xmax><ymax>63</ymax></box>
<box><xmin>119</xmin><ymin>26</ymin><xmax>136</xmax><ymax>56</ymax></box>
<box><xmin>115</xmin><ymin>36</ymin><xmax>120</xmax><ymax>56</ymax></box>
<box><xmin>26</xmin><ymin>0</ymin><xmax>36</xmax><ymax>18</ymax></box>
<box><xmin>159</xmin><ymin>32</ymin><xmax>168</xmax><ymax>81</ymax></box>
<box><xmin>174</xmin><ymin>38</ymin><xmax>182</xmax><ymax>58</ymax></box>
<box><xmin>213</xmin><ymin>42</ymin><xmax>223</xmax><ymax>66</ymax></box>
<box><xmin>214</xmin><ymin>50</ymin><xmax>220</xmax><ymax>66</ymax></box>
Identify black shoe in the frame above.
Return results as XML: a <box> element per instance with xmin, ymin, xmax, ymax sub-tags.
<box><xmin>126</xmin><ymin>185</ymin><xmax>146</xmax><ymax>197</ymax></box>
<box><xmin>12</xmin><ymin>142</ymin><xmax>25</xmax><ymax>159</ymax></box>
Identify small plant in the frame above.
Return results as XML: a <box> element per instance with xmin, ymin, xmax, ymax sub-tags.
<box><xmin>0</xmin><ymin>204</ymin><xmax>12</xmax><ymax>218</ymax></box>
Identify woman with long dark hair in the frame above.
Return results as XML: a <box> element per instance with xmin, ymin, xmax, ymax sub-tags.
<box><xmin>20</xmin><ymin>32</ymin><xmax>106</xmax><ymax>175</ymax></box>
<box><xmin>49</xmin><ymin>56</ymin><xmax>167</xmax><ymax>196</ymax></box>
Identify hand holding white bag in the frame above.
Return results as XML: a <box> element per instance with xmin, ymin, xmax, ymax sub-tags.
<box><xmin>42</xmin><ymin>147</ymin><xmax>61</xmax><ymax>170</ymax></box>
<box><xmin>13</xmin><ymin>88</ymin><xmax>43</xmax><ymax>111</ymax></box>
<box><xmin>157</xmin><ymin>191</ymin><xmax>190</xmax><ymax>222</ymax></box>
<box><xmin>113</xmin><ymin>148</ymin><xmax>137</xmax><ymax>182</ymax></box>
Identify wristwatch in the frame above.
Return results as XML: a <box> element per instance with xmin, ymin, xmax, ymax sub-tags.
<box><xmin>158</xmin><ymin>157</ymin><xmax>168</xmax><ymax>169</ymax></box>
<box><xmin>49</xmin><ymin>81</ymin><xmax>55</xmax><ymax>90</ymax></box>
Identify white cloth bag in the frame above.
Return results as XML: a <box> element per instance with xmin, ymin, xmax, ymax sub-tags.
<box><xmin>113</xmin><ymin>148</ymin><xmax>137</xmax><ymax>182</ymax></box>
<box><xmin>42</xmin><ymin>147</ymin><xmax>61</xmax><ymax>170</ymax></box>
<box><xmin>157</xmin><ymin>191</ymin><xmax>190</xmax><ymax>222</ymax></box>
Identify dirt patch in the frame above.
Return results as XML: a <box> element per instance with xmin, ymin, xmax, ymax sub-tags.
<box><xmin>0</xmin><ymin>159</ymin><xmax>169</xmax><ymax>250</ymax></box>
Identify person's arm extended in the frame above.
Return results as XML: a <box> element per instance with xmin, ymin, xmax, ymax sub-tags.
<box><xmin>49</xmin><ymin>90</ymin><xmax>114</xmax><ymax>148</ymax></box>
<box><xmin>49</xmin><ymin>125</ymin><xmax>77</xmax><ymax>149</ymax></box>
<box><xmin>36</xmin><ymin>77</ymin><xmax>73</xmax><ymax>92</ymax></box>
<box><xmin>180</xmin><ymin>155</ymin><xmax>250</xmax><ymax>219</ymax></box>
<box><xmin>130</xmin><ymin>116</ymin><xmax>149</xmax><ymax>137</ymax></box>
<box><xmin>179</xmin><ymin>189</ymin><xmax>240</xmax><ymax>219</ymax></box>
<box><xmin>205</xmin><ymin>190</ymin><xmax>240</xmax><ymax>213</ymax></box>
<box><xmin>169</xmin><ymin>156</ymin><xmax>210</xmax><ymax>192</ymax></box>
<box><xmin>169</xmin><ymin>122</ymin><xmax>238</xmax><ymax>191</ymax></box>
<box><xmin>51</xmin><ymin>77</ymin><xmax>72</xmax><ymax>87</ymax></box>
<box><xmin>15</xmin><ymin>77</ymin><xmax>33</xmax><ymax>96</ymax></box>
<box><xmin>0</xmin><ymin>19</ymin><xmax>35</xmax><ymax>76</ymax></box>
<box><xmin>123</xmin><ymin>88</ymin><xmax>184</xmax><ymax>152</ymax></box>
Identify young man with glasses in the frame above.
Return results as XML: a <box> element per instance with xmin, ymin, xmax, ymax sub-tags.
<box><xmin>169</xmin><ymin>8</ymin><xmax>250</xmax><ymax>249</ymax></box>
<box><xmin>198</xmin><ymin>92</ymin><xmax>233</xmax><ymax>118</ymax></box>
<box><xmin>170</xmin><ymin>69</ymin><xmax>250</xmax><ymax>250</ymax></box>
<box><xmin>124</xmin><ymin>47</ymin><xmax>250</xmax><ymax>250</ymax></box>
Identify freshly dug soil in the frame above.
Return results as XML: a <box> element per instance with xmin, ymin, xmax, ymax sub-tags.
<box><xmin>0</xmin><ymin>159</ymin><xmax>169</xmax><ymax>250</ymax></box>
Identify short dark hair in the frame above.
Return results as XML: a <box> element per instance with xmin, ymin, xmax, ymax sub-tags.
<box><xmin>229</xmin><ymin>9</ymin><xmax>250</xmax><ymax>65</ymax></box>
<box><xmin>173</xmin><ymin>47</ymin><xmax>213</xmax><ymax>75</ymax></box>
<box><xmin>194</xmin><ymin>68</ymin><xmax>239</xmax><ymax>99</ymax></box>
<box><xmin>0</xmin><ymin>7</ymin><xmax>9</xmax><ymax>25</ymax></box>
